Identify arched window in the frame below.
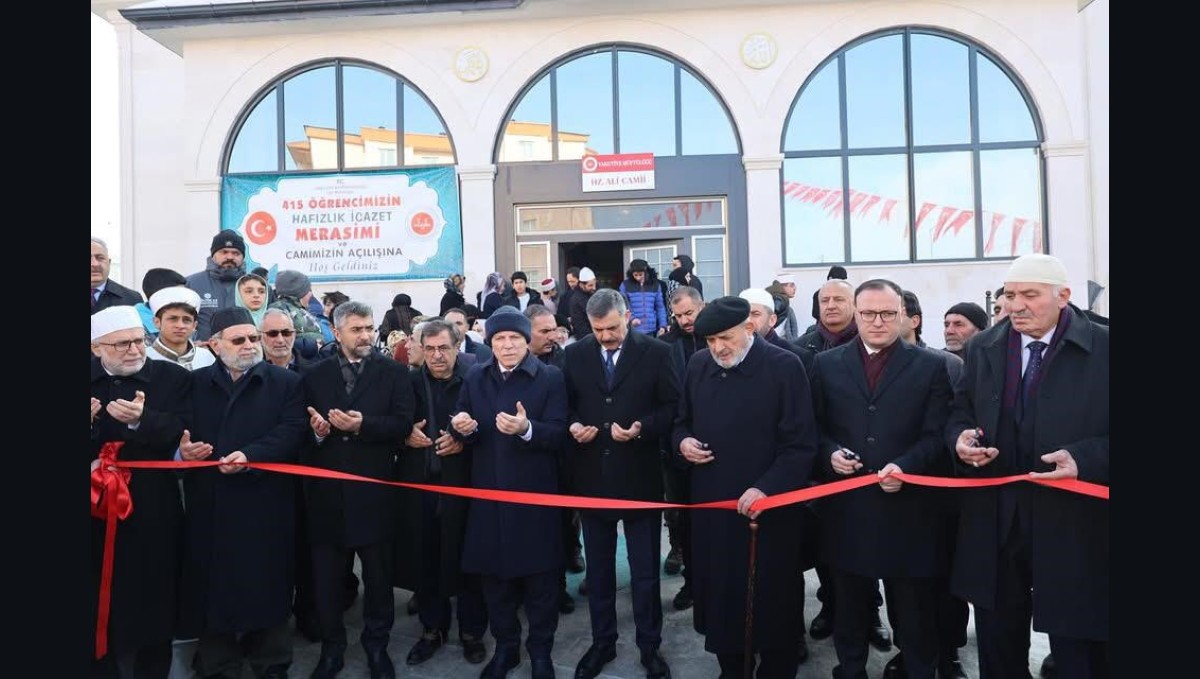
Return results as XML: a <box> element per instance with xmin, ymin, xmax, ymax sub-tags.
<box><xmin>496</xmin><ymin>45</ymin><xmax>739</xmax><ymax>162</ymax></box>
<box><xmin>781</xmin><ymin>29</ymin><xmax>1045</xmax><ymax>265</ymax></box>
<box><xmin>224</xmin><ymin>59</ymin><xmax>454</xmax><ymax>174</ymax></box>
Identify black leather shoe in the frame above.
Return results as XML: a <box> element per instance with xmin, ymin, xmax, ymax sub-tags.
<box><xmin>568</xmin><ymin>549</ymin><xmax>586</xmax><ymax>574</ymax></box>
<box><xmin>809</xmin><ymin>606</ymin><xmax>833</xmax><ymax>639</ymax></box>
<box><xmin>406</xmin><ymin>629</ymin><xmax>445</xmax><ymax>666</ymax></box>
<box><xmin>365</xmin><ymin>646</ymin><xmax>395</xmax><ymax>679</ymax></box>
<box><xmin>559</xmin><ymin>588</ymin><xmax>576</xmax><ymax>614</ymax></box>
<box><xmin>531</xmin><ymin>656</ymin><xmax>555</xmax><ymax>679</ymax></box>
<box><xmin>640</xmin><ymin>647</ymin><xmax>671</xmax><ymax>679</ymax></box>
<box><xmin>663</xmin><ymin>547</ymin><xmax>683</xmax><ymax>576</ymax></box>
<box><xmin>883</xmin><ymin>653</ymin><xmax>907</xmax><ymax>679</ymax></box>
<box><xmin>295</xmin><ymin>613</ymin><xmax>321</xmax><ymax>643</ymax></box>
<box><xmin>309</xmin><ymin>651</ymin><xmax>344</xmax><ymax>679</ymax></box>
<box><xmin>480</xmin><ymin>647</ymin><xmax>520</xmax><ymax>679</ymax></box>
<box><xmin>405</xmin><ymin>595</ymin><xmax>419</xmax><ymax>616</ymax></box>
<box><xmin>574</xmin><ymin>642</ymin><xmax>617</xmax><ymax>679</ymax></box>
<box><xmin>796</xmin><ymin>632</ymin><xmax>810</xmax><ymax>665</ymax></box>
<box><xmin>1039</xmin><ymin>653</ymin><xmax>1056</xmax><ymax>677</ymax></box>
<box><xmin>672</xmin><ymin>583</ymin><xmax>693</xmax><ymax>611</ymax></box>
<box><xmin>868</xmin><ymin>610</ymin><xmax>892</xmax><ymax>651</ymax></box>
<box><xmin>938</xmin><ymin>659</ymin><xmax>967</xmax><ymax>679</ymax></box>
<box><xmin>462</xmin><ymin>633</ymin><xmax>487</xmax><ymax>664</ymax></box>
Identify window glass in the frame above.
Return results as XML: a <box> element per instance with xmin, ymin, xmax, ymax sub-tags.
<box><xmin>680</xmin><ymin>69</ymin><xmax>737</xmax><ymax>155</ymax></box>
<box><xmin>692</xmin><ymin>236</ymin><xmax>726</xmax><ymax>298</ymax></box>
<box><xmin>283</xmin><ymin>66</ymin><xmax>337</xmax><ymax>171</ymax></box>
<box><xmin>228</xmin><ymin>90</ymin><xmax>278</xmax><ymax>173</ymax></box>
<box><xmin>980</xmin><ymin>148</ymin><xmax>1043</xmax><ymax>257</ymax></box>
<box><xmin>845</xmin><ymin>35</ymin><xmax>905</xmax><ymax>149</ymax></box>
<box><xmin>517</xmin><ymin>200</ymin><xmax>723</xmax><ymax>233</ymax></box>
<box><xmin>848</xmin><ymin>154</ymin><xmax>909</xmax><ymax>262</ymax></box>
<box><xmin>977</xmin><ymin>54</ymin><xmax>1037</xmax><ymax>143</ymax></box>
<box><xmin>910</xmin><ymin>34</ymin><xmax>971</xmax><ymax>146</ymax></box>
<box><xmin>342</xmin><ymin>66</ymin><xmax>397</xmax><ymax>169</ymax></box>
<box><xmin>501</xmin><ymin>75</ymin><xmax>552</xmax><ymax>162</ymax></box>
<box><xmin>618</xmin><ymin>51</ymin><xmax>676</xmax><ymax>156</ymax></box>
<box><xmin>517</xmin><ymin>243</ymin><xmax>550</xmax><ymax>284</ymax></box>
<box><xmin>913</xmin><ymin>151</ymin><xmax>976</xmax><ymax>260</ymax></box>
<box><xmin>782</xmin><ymin>157</ymin><xmax>844</xmax><ymax>264</ymax></box>
<box><xmin>556</xmin><ymin>53</ymin><xmax>614</xmax><ymax>158</ymax></box>
<box><xmin>403</xmin><ymin>85</ymin><xmax>452</xmax><ymax>166</ymax></box>
<box><xmin>783</xmin><ymin>61</ymin><xmax>841</xmax><ymax>151</ymax></box>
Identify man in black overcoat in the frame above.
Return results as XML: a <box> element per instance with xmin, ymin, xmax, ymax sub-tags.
<box><xmin>392</xmin><ymin>319</ymin><xmax>488</xmax><ymax>668</ymax></box>
<box><xmin>562</xmin><ymin>289</ymin><xmax>679</xmax><ymax>679</ymax></box>
<box><xmin>809</xmin><ymin>279</ymin><xmax>953</xmax><ymax>679</ymax></box>
<box><xmin>90</xmin><ymin>307</ymin><xmax>190</xmax><ymax>679</ymax></box>
<box><xmin>672</xmin><ymin>296</ymin><xmax>817</xmax><ymax>679</ymax></box>
<box><xmin>449</xmin><ymin>305</ymin><xmax>567</xmax><ymax>679</ymax></box>
<box><xmin>176</xmin><ymin>307</ymin><xmax>307</xmax><ymax>679</ymax></box>
<box><xmin>948</xmin><ymin>254</ymin><xmax>1109</xmax><ymax>679</ymax></box>
<box><xmin>300</xmin><ymin>301</ymin><xmax>414</xmax><ymax>679</ymax></box>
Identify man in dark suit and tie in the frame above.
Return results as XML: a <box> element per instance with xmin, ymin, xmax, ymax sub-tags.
<box><xmin>809</xmin><ymin>279</ymin><xmax>954</xmax><ymax>679</ymax></box>
<box><xmin>92</xmin><ymin>236</ymin><xmax>144</xmax><ymax>314</ymax></box>
<box><xmin>300</xmin><ymin>300</ymin><xmax>415</xmax><ymax>679</ymax></box>
<box><xmin>562</xmin><ymin>289</ymin><xmax>679</xmax><ymax>679</ymax></box>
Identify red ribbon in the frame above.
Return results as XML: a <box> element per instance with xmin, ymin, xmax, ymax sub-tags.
<box><xmin>90</xmin><ymin>442</ymin><xmax>132</xmax><ymax>659</ymax></box>
<box><xmin>93</xmin><ymin>457</ymin><xmax>1108</xmax><ymax>658</ymax></box>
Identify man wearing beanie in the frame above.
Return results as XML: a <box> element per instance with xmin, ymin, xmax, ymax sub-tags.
<box><xmin>178</xmin><ymin>306</ymin><xmax>308</xmax><ymax>679</ymax></box>
<box><xmin>672</xmin><ymin>296</ymin><xmax>818</xmax><ymax>679</ymax></box>
<box><xmin>948</xmin><ymin>253</ymin><xmax>1109</xmax><ymax>679</ymax></box>
<box><xmin>448</xmin><ymin>304</ymin><xmax>567</xmax><ymax>679</ymax></box>
<box><xmin>942</xmin><ymin>302</ymin><xmax>989</xmax><ymax>358</ymax></box>
<box><xmin>90</xmin><ymin>306</ymin><xmax>191</xmax><ymax>679</ymax></box>
<box><xmin>268</xmin><ymin>270</ymin><xmax>326</xmax><ymax>348</ymax></box>
<box><xmin>185</xmin><ymin>229</ymin><xmax>248</xmax><ymax>341</ymax></box>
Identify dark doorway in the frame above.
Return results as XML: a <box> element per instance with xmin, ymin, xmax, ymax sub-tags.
<box><xmin>560</xmin><ymin>241</ymin><xmax>625</xmax><ymax>290</ymax></box>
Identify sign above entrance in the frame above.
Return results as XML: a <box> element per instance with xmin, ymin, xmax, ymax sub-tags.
<box><xmin>581</xmin><ymin>153</ymin><xmax>656</xmax><ymax>192</ymax></box>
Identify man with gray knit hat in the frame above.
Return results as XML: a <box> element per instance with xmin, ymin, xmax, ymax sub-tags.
<box><xmin>942</xmin><ymin>302</ymin><xmax>989</xmax><ymax>358</ymax></box>
<box><xmin>186</xmin><ymin>229</ymin><xmax>248</xmax><ymax>341</ymax></box>
<box><xmin>948</xmin><ymin>253</ymin><xmax>1108</xmax><ymax>679</ymax></box>
<box><xmin>269</xmin><ymin>270</ymin><xmax>325</xmax><ymax>346</ymax></box>
<box><xmin>449</xmin><ymin>304</ymin><xmax>567</xmax><ymax>679</ymax></box>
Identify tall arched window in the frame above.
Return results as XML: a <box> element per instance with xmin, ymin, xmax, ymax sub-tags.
<box><xmin>224</xmin><ymin>59</ymin><xmax>454</xmax><ymax>174</ymax></box>
<box><xmin>495</xmin><ymin>45</ymin><xmax>739</xmax><ymax>162</ymax></box>
<box><xmin>781</xmin><ymin>29</ymin><xmax>1045</xmax><ymax>266</ymax></box>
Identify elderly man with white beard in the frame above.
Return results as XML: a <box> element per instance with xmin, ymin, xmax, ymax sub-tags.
<box><xmin>672</xmin><ymin>296</ymin><xmax>818</xmax><ymax>679</ymax></box>
<box><xmin>90</xmin><ymin>306</ymin><xmax>192</xmax><ymax>679</ymax></box>
<box><xmin>176</xmin><ymin>307</ymin><xmax>308</xmax><ymax>679</ymax></box>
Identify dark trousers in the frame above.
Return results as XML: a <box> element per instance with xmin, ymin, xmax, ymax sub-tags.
<box><xmin>833</xmin><ymin>571</ymin><xmax>937</xmax><ymax>679</ymax></box>
<box><xmin>481</xmin><ymin>569</ymin><xmax>560</xmax><ymax>659</ymax></box>
<box><xmin>884</xmin><ymin>576</ymin><xmax>969</xmax><ymax>663</ymax></box>
<box><xmin>195</xmin><ymin>623</ymin><xmax>291</xmax><ymax>679</ymax></box>
<box><xmin>415</xmin><ymin>493</ymin><xmax>487</xmax><ymax>639</ymax></box>
<box><xmin>312</xmin><ymin>541</ymin><xmax>394</xmax><ymax>652</ymax></box>
<box><xmin>1048</xmin><ymin>636</ymin><xmax>1109</xmax><ymax>679</ymax></box>
<box><xmin>716</xmin><ymin>649</ymin><xmax>801</xmax><ymax>679</ymax></box>
<box><xmin>90</xmin><ymin>642</ymin><xmax>172</xmax><ymax>679</ymax></box>
<box><xmin>975</xmin><ymin>518</ymin><xmax>1034</xmax><ymax>679</ymax></box>
<box><xmin>558</xmin><ymin>508</ymin><xmax>582</xmax><ymax>593</ymax></box>
<box><xmin>580</xmin><ymin>511</ymin><xmax>663</xmax><ymax>649</ymax></box>
<box><xmin>293</xmin><ymin>490</ymin><xmax>357</xmax><ymax>622</ymax></box>
<box><xmin>661</xmin><ymin>461</ymin><xmax>691</xmax><ymax>583</ymax></box>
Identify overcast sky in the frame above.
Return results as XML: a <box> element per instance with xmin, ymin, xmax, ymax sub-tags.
<box><xmin>91</xmin><ymin>13</ymin><xmax>121</xmax><ymax>261</ymax></box>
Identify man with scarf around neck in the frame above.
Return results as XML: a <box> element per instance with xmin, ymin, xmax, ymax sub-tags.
<box><xmin>672</xmin><ymin>296</ymin><xmax>817</xmax><ymax>679</ymax></box>
<box><xmin>145</xmin><ymin>286</ymin><xmax>216</xmax><ymax>372</ymax></box>
<box><xmin>793</xmin><ymin>278</ymin><xmax>892</xmax><ymax>652</ymax></box>
<box><xmin>392</xmin><ymin>319</ymin><xmax>489</xmax><ymax>669</ymax></box>
<box><xmin>90</xmin><ymin>306</ymin><xmax>191</xmax><ymax>679</ymax></box>
<box><xmin>948</xmin><ymin>254</ymin><xmax>1109</xmax><ymax>679</ymax></box>
<box><xmin>185</xmin><ymin>229</ymin><xmax>247</xmax><ymax>341</ymax></box>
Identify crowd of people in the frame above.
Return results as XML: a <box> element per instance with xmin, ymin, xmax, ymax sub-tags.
<box><xmin>91</xmin><ymin>232</ymin><xmax>1108</xmax><ymax>679</ymax></box>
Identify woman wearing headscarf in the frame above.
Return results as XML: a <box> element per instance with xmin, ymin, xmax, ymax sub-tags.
<box><xmin>380</xmin><ymin>293</ymin><xmax>423</xmax><ymax>339</ymax></box>
<box><xmin>234</xmin><ymin>272</ymin><xmax>270</xmax><ymax>328</ymax></box>
<box><xmin>440</xmin><ymin>274</ymin><xmax>466</xmax><ymax>316</ymax></box>
<box><xmin>477</xmin><ymin>272</ymin><xmax>512</xmax><ymax>320</ymax></box>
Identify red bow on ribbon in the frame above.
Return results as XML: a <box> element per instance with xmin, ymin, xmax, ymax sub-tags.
<box><xmin>91</xmin><ymin>441</ymin><xmax>132</xmax><ymax>659</ymax></box>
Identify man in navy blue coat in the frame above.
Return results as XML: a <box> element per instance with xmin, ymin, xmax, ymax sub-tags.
<box><xmin>449</xmin><ymin>305</ymin><xmax>567</xmax><ymax>679</ymax></box>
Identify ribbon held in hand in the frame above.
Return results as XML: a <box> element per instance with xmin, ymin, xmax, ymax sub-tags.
<box><xmin>91</xmin><ymin>441</ymin><xmax>132</xmax><ymax>659</ymax></box>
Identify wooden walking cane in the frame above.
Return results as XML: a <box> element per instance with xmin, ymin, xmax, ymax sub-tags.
<box><xmin>743</xmin><ymin>518</ymin><xmax>760</xmax><ymax>679</ymax></box>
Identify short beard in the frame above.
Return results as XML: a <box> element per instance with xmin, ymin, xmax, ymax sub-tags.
<box><xmin>101</xmin><ymin>355</ymin><xmax>146</xmax><ymax>376</ymax></box>
<box><xmin>710</xmin><ymin>333</ymin><xmax>754</xmax><ymax>369</ymax></box>
<box><xmin>219</xmin><ymin>345</ymin><xmax>263</xmax><ymax>372</ymax></box>
<box><xmin>347</xmin><ymin>343</ymin><xmax>373</xmax><ymax>359</ymax></box>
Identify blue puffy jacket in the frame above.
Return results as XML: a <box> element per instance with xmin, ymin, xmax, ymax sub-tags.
<box><xmin>619</xmin><ymin>276</ymin><xmax>668</xmax><ymax>335</ymax></box>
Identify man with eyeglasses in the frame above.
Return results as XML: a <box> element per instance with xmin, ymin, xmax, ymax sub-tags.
<box><xmin>145</xmin><ymin>286</ymin><xmax>216</xmax><ymax>372</ymax></box>
<box><xmin>300</xmin><ymin>301</ymin><xmax>415</xmax><ymax>679</ymax></box>
<box><xmin>393</xmin><ymin>319</ymin><xmax>489</xmax><ymax>669</ymax></box>
<box><xmin>176</xmin><ymin>307</ymin><xmax>308</xmax><ymax>679</ymax></box>
<box><xmin>808</xmin><ymin>279</ymin><xmax>953</xmax><ymax>679</ymax></box>
<box><xmin>448</xmin><ymin>305</ymin><xmax>567</xmax><ymax>679</ymax></box>
<box><xmin>657</xmin><ymin>285</ymin><xmax>707</xmax><ymax>610</ymax></box>
<box><xmin>90</xmin><ymin>306</ymin><xmax>191</xmax><ymax>679</ymax></box>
